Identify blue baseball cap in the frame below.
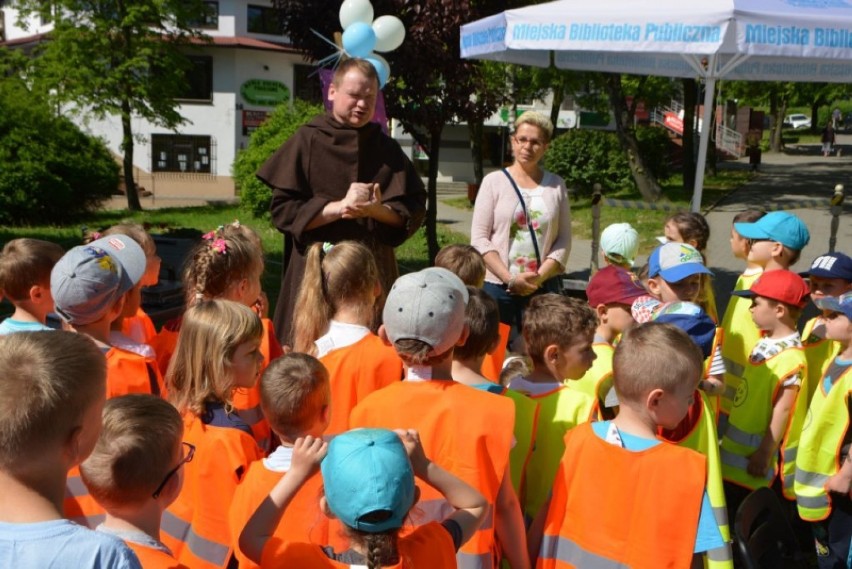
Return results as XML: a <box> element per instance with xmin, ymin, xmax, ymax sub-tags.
<box><xmin>815</xmin><ymin>292</ymin><xmax>852</xmax><ymax>319</ymax></box>
<box><xmin>321</xmin><ymin>428</ymin><xmax>415</xmax><ymax>533</ymax></box>
<box><xmin>733</xmin><ymin>211</ymin><xmax>810</xmax><ymax>251</ymax></box>
<box><xmin>652</xmin><ymin>301</ymin><xmax>716</xmax><ymax>359</ymax></box>
<box><xmin>648</xmin><ymin>242</ymin><xmax>712</xmax><ymax>283</ymax></box>
<box><xmin>802</xmin><ymin>252</ymin><xmax>852</xmax><ymax>281</ymax></box>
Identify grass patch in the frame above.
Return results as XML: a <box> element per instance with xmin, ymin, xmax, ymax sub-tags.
<box><xmin>0</xmin><ymin>203</ymin><xmax>468</xmax><ymax>317</ymax></box>
<box><xmin>568</xmin><ymin>168</ymin><xmax>754</xmax><ymax>254</ymax></box>
<box><xmin>441</xmin><ymin>197</ymin><xmax>474</xmax><ymax>211</ymax></box>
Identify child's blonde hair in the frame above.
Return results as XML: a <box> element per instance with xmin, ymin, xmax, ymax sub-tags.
<box><xmin>434</xmin><ymin>244</ymin><xmax>486</xmax><ymax>287</ymax></box>
<box><xmin>101</xmin><ymin>222</ymin><xmax>157</xmax><ymax>257</ymax></box>
<box><xmin>183</xmin><ymin>229</ymin><xmax>264</xmax><ymax>306</ymax></box>
<box><xmin>292</xmin><ymin>241</ymin><xmax>380</xmax><ymax>355</ymax></box>
<box><xmin>80</xmin><ymin>394</ymin><xmax>183</xmax><ymax>507</ymax></box>
<box><xmin>613</xmin><ymin>322</ymin><xmax>703</xmax><ymax>404</ymax></box>
<box><xmin>260</xmin><ymin>353</ymin><xmax>330</xmax><ymax>440</ymax></box>
<box><xmin>166</xmin><ymin>299</ymin><xmax>263</xmax><ymax>415</ymax></box>
<box><xmin>0</xmin><ymin>331</ymin><xmax>106</xmax><ymax>470</ymax></box>
<box><xmin>522</xmin><ymin>294</ymin><xmax>597</xmax><ymax>366</ymax></box>
<box><xmin>0</xmin><ymin>238</ymin><xmax>64</xmax><ymax>301</ymax></box>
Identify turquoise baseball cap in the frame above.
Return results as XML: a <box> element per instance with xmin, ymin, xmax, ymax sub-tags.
<box><xmin>321</xmin><ymin>428</ymin><xmax>415</xmax><ymax>533</ymax></box>
<box><xmin>733</xmin><ymin>211</ymin><xmax>810</xmax><ymax>251</ymax></box>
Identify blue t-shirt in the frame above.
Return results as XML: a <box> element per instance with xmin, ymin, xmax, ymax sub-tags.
<box><xmin>0</xmin><ymin>319</ymin><xmax>54</xmax><ymax>335</ymax></box>
<box><xmin>591</xmin><ymin>421</ymin><xmax>725</xmax><ymax>555</ymax></box>
<box><xmin>0</xmin><ymin>519</ymin><xmax>141</xmax><ymax>568</ymax></box>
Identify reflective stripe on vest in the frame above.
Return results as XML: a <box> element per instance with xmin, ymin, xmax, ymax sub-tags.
<box><xmin>723</xmin><ymin>358</ymin><xmax>745</xmax><ymax>383</ymax></box>
<box><xmin>795</xmin><ymin>363</ymin><xmax>852</xmax><ymax>521</ymax></box>
<box><xmin>720</xmin><ymin>348</ymin><xmax>805</xmax><ymax>491</ymax></box>
<box><xmin>539</xmin><ymin>534</ymin><xmax>629</xmax><ymax>568</ymax></box>
<box><xmin>162</xmin><ymin>510</ymin><xmax>229</xmax><ymax>567</ymax></box>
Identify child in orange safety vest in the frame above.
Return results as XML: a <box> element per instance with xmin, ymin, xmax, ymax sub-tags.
<box><xmin>161</xmin><ymin>299</ymin><xmax>266</xmax><ymax>569</ymax></box>
<box><xmin>348</xmin><ymin>267</ymin><xmax>526</xmax><ymax>569</ymax></box>
<box><xmin>80</xmin><ymin>394</ymin><xmax>190</xmax><ymax>568</ymax></box>
<box><xmin>529</xmin><ymin>323</ymin><xmax>725</xmax><ymax>569</ymax></box>
<box><xmin>290</xmin><ymin>240</ymin><xmax>403</xmax><ymax>436</ymax></box>
<box><xmin>152</xmin><ymin>224</ymin><xmax>282</xmax><ymax>451</ymax></box>
<box><xmin>229</xmin><ymin>353</ymin><xmax>333</xmax><ymax>568</ymax></box>
<box><xmin>238</xmin><ymin>428</ymin><xmax>488</xmax><ymax>568</ymax></box>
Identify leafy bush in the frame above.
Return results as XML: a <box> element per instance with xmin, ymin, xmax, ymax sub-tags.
<box><xmin>0</xmin><ymin>87</ymin><xmax>119</xmax><ymax>225</ymax></box>
<box><xmin>234</xmin><ymin>100</ymin><xmax>324</xmax><ymax>219</ymax></box>
<box><xmin>542</xmin><ymin>126</ymin><xmax>672</xmax><ymax>194</ymax></box>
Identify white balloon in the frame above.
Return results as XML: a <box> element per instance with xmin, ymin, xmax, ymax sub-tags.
<box><xmin>339</xmin><ymin>0</ymin><xmax>374</xmax><ymax>30</ymax></box>
<box><xmin>372</xmin><ymin>15</ymin><xmax>405</xmax><ymax>52</ymax></box>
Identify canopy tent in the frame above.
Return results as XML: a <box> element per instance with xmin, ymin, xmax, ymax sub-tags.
<box><xmin>460</xmin><ymin>0</ymin><xmax>852</xmax><ymax>211</ymax></box>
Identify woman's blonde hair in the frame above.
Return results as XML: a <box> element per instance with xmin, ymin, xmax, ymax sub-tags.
<box><xmin>166</xmin><ymin>299</ymin><xmax>263</xmax><ymax>416</ymax></box>
<box><xmin>183</xmin><ymin>229</ymin><xmax>264</xmax><ymax>306</ymax></box>
<box><xmin>514</xmin><ymin>110</ymin><xmax>554</xmax><ymax>142</ymax></box>
<box><xmin>292</xmin><ymin>241</ymin><xmax>380</xmax><ymax>355</ymax></box>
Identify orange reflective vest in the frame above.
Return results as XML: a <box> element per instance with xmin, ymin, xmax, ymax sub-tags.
<box><xmin>481</xmin><ymin>322</ymin><xmax>511</xmax><ymax>383</ymax></box>
<box><xmin>229</xmin><ymin>460</ymin><xmax>329</xmax><ymax>569</ymax></box>
<box><xmin>154</xmin><ymin>317</ymin><xmax>279</xmax><ymax>451</ymax></box>
<box><xmin>125</xmin><ymin>541</ymin><xmax>188</xmax><ymax>569</ymax></box>
<box><xmin>538</xmin><ymin>423</ymin><xmax>705</xmax><ymax>569</ymax></box>
<box><xmin>162</xmin><ymin>411</ymin><xmax>264</xmax><ymax>569</ymax></box>
<box><xmin>63</xmin><ymin>466</ymin><xmax>104</xmax><ymax>528</ymax></box>
<box><xmin>121</xmin><ymin>306</ymin><xmax>158</xmax><ymax>345</ymax></box>
<box><xmin>350</xmin><ymin>379</ymin><xmax>513</xmax><ymax>569</ymax></box>
<box><xmin>319</xmin><ymin>333</ymin><xmax>403</xmax><ymax>436</ymax></box>
<box><xmin>258</xmin><ymin>521</ymin><xmax>457</xmax><ymax>568</ymax></box>
<box><xmin>106</xmin><ymin>346</ymin><xmax>165</xmax><ymax>398</ymax></box>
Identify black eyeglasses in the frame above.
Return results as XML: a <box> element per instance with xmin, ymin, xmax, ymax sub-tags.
<box><xmin>152</xmin><ymin>442</ymin><xmax>195</xmax><ymax>498</ymax></box>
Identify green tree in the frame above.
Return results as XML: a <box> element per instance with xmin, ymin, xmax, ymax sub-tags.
<box><xmin>0</xmin><ymin>49</ymin><xmax>119</xmax><ymax>225</ymax></box>
<box><xmin>233</xmin><ymin>101</ymin><xmax>324</xmax><ymax>219</ymax></box>
<box><xmin>15</xmin><ymin>0</ymin><xmax>210</xmax><ymax>211</ymax></box>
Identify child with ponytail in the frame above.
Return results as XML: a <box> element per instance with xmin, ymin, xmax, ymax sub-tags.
<box><xmin>292</xmin><ymin>241</ymin><xmax>402</xmax><ymax>435</ymax></box>
<box><xmin>152</xmin><ymin>223</ymin><xmax>280</xmax><ymax>450</ymax></box>
<box><xmin>239</xmin><ymin>428</ymin><xmax>487</xmax><ymax>568</ymax></box>
<box><xmin>161</xmin><ymin>299</ymin><xmax>265</xmax><ymax>569</ymax></box>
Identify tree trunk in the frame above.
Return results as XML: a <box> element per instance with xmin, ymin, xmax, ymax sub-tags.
<box><xmin>121</xmin><ymin>101</ymin><xmax>142</xmax><ymax>211</ymax></box>
<box><xmin>606</xmin><ymin>74</ymin><xmax>662</xmax><ymax>202</ymax></box>
<box><xmin>681</xmin><ymin>79</ymin><xmax>697</xmax><ymax>192</ymax></box>
<box><xmin>468</xmin><ymin>119</ymin><xmax>484</xmax><ymax>185</ymax></box>
<box><xmin>550</xmin><ymin>76</ymin><xmax>564</xmax><ymax>128</ymax></box>
<box><xmin>769</xmin><ymin>90</ymin><xmax>785</xmax><ymax>153</ymax></box>
<box><xmin>810</xmin><ymin>102</ymin><xmax>820</xmax><ymax>134</ymax></box>
<box><xmin>426</xmin><ymin>126</ymin><xmax>442</xmax><ymax>263</ymax></box>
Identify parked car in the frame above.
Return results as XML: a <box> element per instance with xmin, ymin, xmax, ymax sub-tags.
<box><xmin>783</xmin><ymin>113</ymin><xmax>811</xmax><ymax>129</ymax></box>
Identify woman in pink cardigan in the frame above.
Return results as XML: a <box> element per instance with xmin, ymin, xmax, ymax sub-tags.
<box><xmin>471</xmin><ymin>111</ymin><xmax>572</xmax><ymax>353</ymax></box>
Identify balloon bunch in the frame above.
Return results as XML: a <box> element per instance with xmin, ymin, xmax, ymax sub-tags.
<box><xmin>338</xmin><ymin>0</ymin><xmax>405</xmax><ymax>87</ymax></box>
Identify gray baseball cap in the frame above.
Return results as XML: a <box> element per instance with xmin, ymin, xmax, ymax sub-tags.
<box><xmin>383</xmin><ymin>267</ymin><xmax>469</xmax><ymax>357</ymax></box>
<box><xmin>51</xmin><ymin>235</ymin><xmax>146</xmax><ymax>325</ymax></box>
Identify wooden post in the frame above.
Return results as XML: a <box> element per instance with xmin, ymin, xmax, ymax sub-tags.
<box><xmin>591</xmin><ymin>183</ymin><xmax>603</xmax><ymax>273</ymax></box>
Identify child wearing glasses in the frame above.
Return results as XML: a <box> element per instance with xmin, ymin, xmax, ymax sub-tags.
<box><xmin>0</xmin><ymin>332</ymin><xmax>140</xmax><ymax>568</ymax></box>
<box><xmin>162</xmin><ymin>299</ymin><xmax>266</xmax><ymax>569</ymax></box>
<box><xmin>80</xmin><ymin>394</ymin><xmax>190</xmax><ymax>568</ymax></box>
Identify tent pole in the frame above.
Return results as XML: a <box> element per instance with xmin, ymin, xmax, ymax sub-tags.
<box><xmin>692</xmin><ymin>72</ymin><xmax>717</xmax><ymax>212</ymax></box>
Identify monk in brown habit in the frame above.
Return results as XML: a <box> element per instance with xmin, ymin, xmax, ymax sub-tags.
<box><xmin>256</xmin><ymin>58</ymin><xmax>426</xmax><ymax>344</ymax></box>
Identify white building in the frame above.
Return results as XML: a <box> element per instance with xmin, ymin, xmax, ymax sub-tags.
<box><xmin>1</xmin><ymin>0</ymin><xmax>320</xmax><ymax>200</ymax></box>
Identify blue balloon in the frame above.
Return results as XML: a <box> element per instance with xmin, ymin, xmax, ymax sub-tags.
<box><xmin>365</xmin><ymin>55</ymin><xmax>390</xmax><ymax>88</ymax></box>
<box><xmin>342</xmin><ymin>22</ymin><xmax>376</xmax><ymax>58</ymax></box>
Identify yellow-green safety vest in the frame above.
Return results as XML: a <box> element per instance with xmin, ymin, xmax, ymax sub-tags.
<box><xmin>675</xmin><ymin>391</ymin><xmax>734</xmax><ymax>568</ymax></box>
<box><xmin>720</xmin><ymin>347</ymin><xmax>806</xmax><ymax>494</ymax></box>
<box><xmin>795</xmin><ymin>362</ymin><xmax>852</xmax><ymax>521</ymax></box>
<box><xmin>801</xmin><ymin>316</ymin><xmax>841</xmax><ymax>407</ymax></box>
<box><xmin>719</xmin><ymin>272</ymin><xmax>762</xmax><ymax>429</ymax></box>
<box><xmin>520</xmin><ymin>385</ymin><xmax>597</xmax><ymax>520</ymax></box>
<box><xmin>504</xmin><ymin>387</ymin><xmax>539</xmax><ymax>500</ymax></box>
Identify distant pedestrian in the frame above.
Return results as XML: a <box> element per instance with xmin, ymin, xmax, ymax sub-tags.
<box><xmin>822</xmin><ymin>124</ymin><xmax>836</xmax><ymax>157</ymax></box>
<box><xmin>832</xmin><ymin>107</ymin><xmax>842</xmax><ymax>129</ymax></box>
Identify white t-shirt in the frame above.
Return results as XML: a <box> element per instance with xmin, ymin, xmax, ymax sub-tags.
<box><xmin>508</xmin><ymin>376</ymin><xmax>562</xmax><ymax>396</ymax></box>
<box><xmin>314</xmin><ymin>320</ymin><xmax>371</xmax><ymax>358</ymax></box>
<box><xmin>749</xmin><ymin>333</ymin><xmax>803</xmax><ymax>387</ymax></box>
<box><xmin>507</xmin><ymin>186</ymin><xmax>551</xmax><ymax>275</ymax></box>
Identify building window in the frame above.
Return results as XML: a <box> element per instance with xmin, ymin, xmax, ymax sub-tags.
<box><xmin>247</xmin><ymin>4</ymin><xmax>279</xmax><ymax>35</ymax></box>
<box><xmin>190</xmin><ymin>1</ymin><xmax>219</xmax><ymax>30</ymax></box>
<box><xmin>152</xmin><ymin>135</ymin><xmax>213</xmax><ymax>173</ymax></box>
<box><xmin>177</xmin><ymin>56</ymin><xmax>213</xmax><ymax>103</ymax></box>
<box><xmin>293</xmin><ymin>64</ymin><xmax>322</xmax><ymax>104</ymax></box>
